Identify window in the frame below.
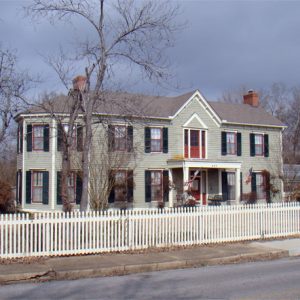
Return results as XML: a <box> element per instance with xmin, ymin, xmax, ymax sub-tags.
<box><xmin>227</xmin><ymin>172</ymin><xmax>236</xmax><ymax>200</ymax></box>
<box><xmin>151</xmin><ymin>128</ymin><xmax>162</xmax><ymax>152</ymax></box>
<box><xmin>226</xmin><ymin>132</ymin><xmax>236</xmax><ymax>155</ymax></box>
<box><xmin>67</xmin><ymin>173</ymin><xmax>76</xmax><ymax>202</ymax></box>
<box><xmin>114</xmin><ymin>171</ymin><xmax>127</xmax><ymax>201</ymax></box>
<box><xmin>145</xmin><ymin>170</ymin><xmax>169</xmax><ymax>202</ymax></box>
<box><xmin>32</xmin><ymin>171</ymin><xmax>43</xmax><ymax>203</ymax></box>
<box><xmin>114</xmin><ymin>126</ymin><xmax>127</xmax><ymax>151</ymax></box>
<box><xmin>250</xmin><ymin>133</ymin><xmax>268</xmax><ymax>157</ymax></box>
<box><xmin>63</xmin><ymin>124</ymin><xmax>77</xmax><ymax>149</ymax></box>
<box><xmin>109</xmin><ymin>125</ymin><xmax>133</xmax><ymax>152</ymax></box>
<box><xmin>256</xmin><ymin>173</ymin><xmax>266</xmax><ymax>199</ymax></box>
<box><xmin>33</xmin><ymin>125</ymin><xmax>44</xmax><ymax>150</ymax></box>
<box><xmin>221</xmin><ymin>131</ymin><xmax>241</xmax><ymax>156</ymax></box>
<box><xmin>108</xmin><ymin>170</ymin><xmax>134</xmax><ymax>203</ymax></box>
<box><xmin>151</xmin><ymin>171</ymin><xmax>163</xmax><ymax>201</ymax></box>
<box><xmin>184</xmin><ymin>129</ymin><xmax>206</xmax><ymax>158</ymax></box>
<box><xmin>254</xmin><ymin>134</ymin><xmax>264</xmax><ymax>156</ymax></box>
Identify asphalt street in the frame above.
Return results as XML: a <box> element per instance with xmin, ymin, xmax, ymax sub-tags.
<box><xmin>1</xmin><ymin>257</ymin><xmax>300</xmax><ymax>300</ymax></box>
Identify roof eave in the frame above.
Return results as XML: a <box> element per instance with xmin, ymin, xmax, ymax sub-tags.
<box><xmin>221</xmin><ymin>120</ymin><xmax>287</xmax><ymax>129</ymax></box>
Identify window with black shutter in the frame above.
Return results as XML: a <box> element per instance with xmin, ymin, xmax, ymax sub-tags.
<box><xmin>42</xmin><ymin>171</ymin><xmax>49</xmax><ymax>204</ymax></box>
<box><xmin>26</xmin><ymin>170</ymin><xmax>31</xmax><ymax>204</ymax></box>
<box><xmin>127</xmin><ymin>126</ymin><xmax>133</xmax><ymax>152</ymax></box>
<box><xmin>163</xmin><ymin>170</ymin><xmax>169</xmax><ymax>202</ymax></box>
<box><xmin>57</xmin><ymin>171</ymin><xmax>62</xmax><ymax>205</ymax></box>
<box><xmin>163</xmin><ymin>128</ymin><xmax>168</xmax><ymax>153</ymax></box>
<box><xmin>145</xmin><ymin>127</ymin><xmax>151</xmax><ymax>153</ymax></box>
<box><xmin>76</xmin><ymin>172</ymin><xmax>82</xmax><ymax>204</ymax></box>
<box><xmin>264</xmin><ymin>134</ymin><xmax>269</xmax><ymax>157</ymax></box>
<box><xmin>222</xmin><ymin>171</ymin><xmax>228</xmax><ymax>201</ymax></box>
<box><xmin>43</xmin><ymin>125</ymin><xmax>49</xmax><ymax>152</ymax></box>
<box><xmin>221</xmin><ymin>132</ymin><xmax>227</xmax><ymax>155</ymax></box>
<box><xmin>26</xmin><ymin>125</ymin><xmax>32</xmax><ymax>152</ymax></box>
<box><xmin>145</xmin><ymin>170</ymin><xmax>152</xmax><ymax>202</ymax></box>
<box><xmin>237</xmin><ymin>132</ymin><xmax>242</xmax><ymax>156</ymax></box>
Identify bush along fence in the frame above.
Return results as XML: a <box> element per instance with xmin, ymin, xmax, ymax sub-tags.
<box><xmin>1</xmin><ymin>202</ymin><xmax>300</xmax><ymax>258</ymax></box>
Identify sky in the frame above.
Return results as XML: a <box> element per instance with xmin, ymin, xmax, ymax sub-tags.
<box><xmin>0</xmin><ymin>0</ymin><xmax>300</xmax><ymax>101</ymax></box>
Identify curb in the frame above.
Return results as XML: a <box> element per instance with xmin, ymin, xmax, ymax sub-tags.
<box><xmin>0</xmin><ymin>249</ymin><xmax>289</xmax><ymax>285</ymax></box>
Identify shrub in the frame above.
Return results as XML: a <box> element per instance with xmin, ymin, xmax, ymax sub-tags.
<box><xmin>0</xmin><ymin>180</ymin><xmax>15</xmax><ymax>213</ymax></box>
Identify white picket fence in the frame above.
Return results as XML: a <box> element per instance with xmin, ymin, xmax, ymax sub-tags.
<box><xmin>1</xmin><ymin>202</ymin><xmax>300</xmax><ymax>258</ymax></box>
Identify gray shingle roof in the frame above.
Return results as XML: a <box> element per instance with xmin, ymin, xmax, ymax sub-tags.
<box><xmin>208</xmin><ymin>101</ymin><xmax>284</xmax><ymax>127</ymax></box>
<box><xmin>21</xmin><ymin>90</ymin><xmax>284</xmax><ymax>127</ymax></box>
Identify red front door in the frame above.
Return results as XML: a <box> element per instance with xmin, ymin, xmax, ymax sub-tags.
<box><xmin>190</xmin><ymin>170</ymin><xmax>207</xmax><ymax>205</ymax></box>
<box><xmin>190</xmin><ymin>177</ymin><xmax>201</xmax><ymax>200</ymax></box>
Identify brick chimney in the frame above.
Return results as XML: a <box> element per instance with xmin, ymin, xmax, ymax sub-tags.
<box><xmin>243</xmin><ymin>90</ymin><xmax>259</xmax><ymax>107</ymax></box>
<box><xmin>72</xmin><ymin>75</ymin><xmax>87</xmax><ymax>92</ymax></box>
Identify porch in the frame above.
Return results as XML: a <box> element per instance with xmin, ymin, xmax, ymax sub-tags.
<box><xmin>167</xmin><ymin>160</ymin><xmax>242</xmax><ymax>207</ymax></box>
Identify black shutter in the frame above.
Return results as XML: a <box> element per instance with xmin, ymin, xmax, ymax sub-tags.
<box><xmin>221</xmin><ymin>132</ymin><xmax>227</xmax><ymax>155</ymax></box>
<box><xmin>27</xmin><ymin>125</ymin><xmax>32</xmax><ymax>152</ymax></box>
<box><xmin>57</xmin><ymin>171</ymin><xmax>62</xmax><ymax>205</ymax></box>
<box><xmin>108</xmin><ymin>171</ymin><xmax>115</xmax><ymax>203</ymax></box>
<box><xmin>42</xmin><ymin>171</ymin><xmax>49</xmax><ymax>204</ymax></box>
<box><xmin>240</xmin><ymin>172</ymin><xmax>243</xmax><ymax>202</ymax></box>
<box><xmin>163</xmin><ymin>128</ymin><xmax>168</xmax><ymax>153</ymax></box>
<box><xmin>43</xmin><ymin>125</ymin><xmax>49</xmax><ymax>152</ymax></box>
<box><xmin>145</xmin><ymin>127</ymin><xmax>151</xmax><ymax>153</ymax></box>
<box><xmin>222</xmin><ymin>171</ymin><xmax>228</xmax><ymax>201</ymax></box>
<box><xmin>20</xmin><ymin>125</ymin><xmax>23</xmax><ymax>153</ymax></box>
<box><xmin>265</xmin><ymin>172</ymin><xmax>271</xmax><ymax>203</ymax></box>
<box><xmin>76</xmin><ymin>173</ymin><xmax>82</xmax><ymax>204</ymax></box>
<box><xmin>108</xmin><ymin>125</ymin><xmax>114</xmax><ymax>152</ymax></box>
<box><xmin>26</xmin><ymin>171</ymin><xmax>31</xmax><ymax>204</ymax></box>
<box><xmin>163</xmin><ymin>170</ymin><xmax>169</xmax><ymax>202</ymax></box>
<box><xmin>127</xmin><ymin>170</ymin><xmax>134</xmax><ymax>202</ymax></box>
<box><xmin>77</xmin><ymin>125</ymin><xmax>83</xmax><ymax>152</ymax></box>
<box><xmin>17</xmin><ymin>124</ymin><xmax>20</xmax><ymax>154</ymax></box>
<box><xmin>57</xmin><ymin>124</ymin><xmax>63</xmax><ymax>151</ymax></box>
<box><xmin>16</xmin><ymin>170</ymin><xmax>22</xmax><ymax>205</ymax></box>
<box><xmin>127</xmin><ymin>126</ymin><xmax>133</xmax><ymax>152</ymax></box>
<box><xmin>16</xmin><ymin>171</ymin><xmax>19</xmax><ymax>204</ymax></box>
<box><xmin>264</xmin><ymin>134</ymin><xmax>269</xmax><ymax>157</ymax></box>
<box><xmin>250</xmin><ymin>133</ymin><xmax>255</xmax><ymax>156</ymax></box>
<box><xmin>237</xmin><ymin>132</ymin><xmax>242</xmax><ymax>156</ymax></box>
<box><xmin>145</xmin><ymin>170</ymin><xmax>151</xmax><ymax>202</ymax></box>
<box><xmin>251</xmin><ymin>173</ymin><xmax>257</xmax><ymax>193</ymax></box>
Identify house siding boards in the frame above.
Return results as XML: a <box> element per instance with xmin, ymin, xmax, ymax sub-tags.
<box><xmin>16</xmin><ymin>91</ymin><xmax>284</xmax><ymax>210</ymax></box>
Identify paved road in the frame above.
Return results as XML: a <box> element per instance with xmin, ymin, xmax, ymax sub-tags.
<box><xmin>1</xmin><ymin>258</ymin><xmax>300</xmax><ymax>300</ymax></box>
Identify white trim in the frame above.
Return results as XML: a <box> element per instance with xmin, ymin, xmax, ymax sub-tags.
<box><xmin>170</xmin><ymin>90</ymin><xmax>222</xmax><ymax>127</ymax></box>
<box><xmin>51</xmin><ymin>119</ymin><xmax>56</xmax><ymax>210</ymax></box>
<box><xmin>222</xmin><ymin>121</ymin><xmax>286</xmax><ymax>129</ymax></box>
<box><xmin>168</xmin><ymin>160</ymin><xmax>242</xmax><ymax>170</ymax></box>
<box><xmin>218</xmin><ymin>169</ymin><xmax>222</xmax><ymax>195</ymax></box>
<box><xmin>22</xmin><ymin>118</ymin><xmax>26</xmax><ymax>209</ymax></box>
<box><xmin>183</xmin><ymin>113</ymin><xmax>208</xmax><ymax>129</ymax></box>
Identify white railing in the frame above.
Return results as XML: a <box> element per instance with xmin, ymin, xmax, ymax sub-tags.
<box><xmin>1</xmin><ymin>202</ymin><xmax>300</xmax><ymax>258</ymax></box>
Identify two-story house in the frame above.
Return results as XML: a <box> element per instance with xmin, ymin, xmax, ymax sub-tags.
<box><xmin>15</xmin><ymin>88</ymin><xmax>285</xmax><ymax>211</ymax></box>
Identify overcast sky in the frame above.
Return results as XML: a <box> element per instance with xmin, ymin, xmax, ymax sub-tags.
<box><xmin>1</xmin><ymin>0</ymin><xmax>300</xmax><ymax>101</ymax></box>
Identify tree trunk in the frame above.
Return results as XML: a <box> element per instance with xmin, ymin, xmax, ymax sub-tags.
<box><xmin>80</xmin><ymin>95</ymin><xmax>94</xmax><ymax>210</ymax></box>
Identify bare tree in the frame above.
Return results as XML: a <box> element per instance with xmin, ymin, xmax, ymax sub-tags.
<box><xmin>26</xmin><ymin>0</ymin><xmax>181</xmax><ymax>210</ymax></box>
<box><xmin>0</xmin><ymin>46</ymin><xmax>29</xmax><ymax>146</ymax></box>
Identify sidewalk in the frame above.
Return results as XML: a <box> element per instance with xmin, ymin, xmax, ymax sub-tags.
<box><xmin>0</xmin><ymin>240</ymin><xmax>294</xmax><ymax>285</ymax></box>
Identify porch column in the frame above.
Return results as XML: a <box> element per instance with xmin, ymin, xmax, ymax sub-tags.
<box><xmin>183</xmin><ymin>166</ymin><xmax>189</xmax><ymax>191</ymax></box>
<box><xmin>218</xmin><ymin>169</ymin><xmax>222</xmax><ymax>195</ymax></box>
<box><xmin>168</xmin><ymin>169</ymin><xmax>174</xmax><ymax>207</ymax></box>
<box><xmin>235</xmin><ymin>168</ymin><xmax>241</xmax><ymax>204</ymax></box>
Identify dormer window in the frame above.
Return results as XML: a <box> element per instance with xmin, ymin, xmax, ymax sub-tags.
<box><xmin>184</xmin><ymin>129</ymin><xmax>206</xmax><ymax>159</ymax></box>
